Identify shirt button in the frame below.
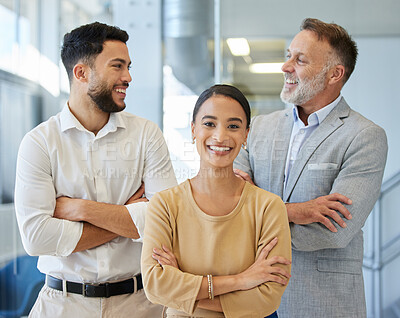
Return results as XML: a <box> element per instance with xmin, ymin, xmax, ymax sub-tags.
<box><xmin>99</xmin><ymin>261</ymin><xmax>105</xmax><ymax>267</ymax></box>
<box><xmin>300</xmin><ymin>129</ymin><xmax>305</xmax><ymax>134</ymax></box>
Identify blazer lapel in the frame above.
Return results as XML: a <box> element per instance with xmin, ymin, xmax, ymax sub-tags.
<box><xmin>283</xmin><ymin>99</ymin><xmax>351</xmax><ymax>202</ymax></box>
<box><xmin>268</xmin><ymin>109</ymin><xmax>293</xmax><ymax>197</ymax></box>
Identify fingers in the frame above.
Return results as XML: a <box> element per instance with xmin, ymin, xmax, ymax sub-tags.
<box><xmin>152</xmin><ymin>247</ymin><xmax>171</xmax><ymax>265</ymax></box>
<box><xmin>234</xmin><ymin>169</ymin><xmax>246</xmax><ymax>181</ymax></box>
<box><xmin>311</xmin><ymin>193</ymin><xmax>353</xmax><ymax>231</ymax></box>
<box><xmin>233</xmin><ymin>169</ymin><xmax>255</xmax><ymax>185</ymax></box>
<box><xmin>125</xmin><ymin>184</ymin><xmax>147</xmax><ymax>205</ymax></box>
<box><xmin>334</xmin><ymin>203</ymin><xmax>352</xmax><ymax>220</ymax></box>
<box><xmin>266</xmin><ymin>266</ymin><xmax>291</xmax><ymax>280</ymax></box>
<box><xmin>319</xmin><ymin>216</ymin><xmax>338</xmax><ymax>232</ymax></box>
<box><xmin>152</xmin><ymin>253</ymin><xmax>170</xmax><ymax>266</ymax></box>
<box><xmin>153</xmin><ymin>247</ymin><xmax>167</xmax><ymax>257</ymax></box>
<box><xmin>325</xmin><ymin>200</ymin><xmax>352</xmax><ymax>221</ymax></box>
<box><xmin>265</xmin><ymin>272</ymin><xmax>290</xmax><ymax>285</ymax></box>
<box><xmin>321</xmin><ymin>199</ymin><xmax>352</xmax><ymax>230</ymax></box>
<box><xmin>258</xmin><ymin>237</ymin><xmax>278</xmax><ymax>260</ymax></box>
<box><xmin>325</xmin><ymin>193</ymin><xmax>352</xmax><ymax>220</ymax></box>
<box><xmin>161</xmin><ymin>245</ymin><xmax>175</xmax><ymax>259</ymax></box>
<box><xmin>152</xmin><ymin>246</ymin><xmax>178</xmax><ymax>268</ymax></box>
<box><xmin>325</xmin><ymin>208</ymin><xmax>348</xmax><ymax>229</ymax></box>
<box><xmin>328</xmin><ymin>193</ymin><xmax>352</xmax><ymax>205</ymax></box>
<box><xmin>257</xmin><ymin>263</ymin><xmax>291</xmax><ymax>285</ymax></box>
<box><xmin>266</xmin><ymin>255</ymin><xmax>292</xmax><ymax>266</ymax></box>
<box><xmin>131</xmin><ymin>183</ymin><xmax>145</xmax><ymax>200</ymax></box>
<box><xmin>263</xmin><ymin>257</ymin><xmax>292</xmax><ymax>285</ymax></box>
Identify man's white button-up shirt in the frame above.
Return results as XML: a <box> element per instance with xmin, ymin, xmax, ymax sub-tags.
<box><xmin>15</xmin><ymin>104</ymin><xmax>177</xmax><ymax>283</ymax></box>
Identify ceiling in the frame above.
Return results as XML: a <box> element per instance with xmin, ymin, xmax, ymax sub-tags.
<box><xmin>164</xmin><ymin>0</ymin><xmax>400</xmax><ymax>112</ymax></box>
<box><xmin>222</xmin><ymin>39</ymin><xmax>286</xmax><ymax>98</ymax></box>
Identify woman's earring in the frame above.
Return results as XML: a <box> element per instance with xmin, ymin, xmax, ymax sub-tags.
<box><xmin>192</xmin><ymin>136</ymin><xmax>195</xmax><ymax>144</ymax></box>
<box><xmin>242</xmin><ymin>141</ymin><xmax>247</xmax><ymax>150</ymax></box>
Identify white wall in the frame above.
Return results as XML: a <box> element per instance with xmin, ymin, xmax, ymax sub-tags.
<box><xmin>343</xmin><ymin>36</ymin><xmax>400</xmax><ymax>315</ymax></box>
<box><xmin>113</xmin><ymin>0</ymin><xmax>163</xmax><ymax>128</ymax></box>
<box><xmin>343</xmin><ymin>37</ymin><xmax>400</xmax><ymax>181</ymax></box>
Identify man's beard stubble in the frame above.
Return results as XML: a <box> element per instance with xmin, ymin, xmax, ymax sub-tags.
<box><xmin>88</xmin><ymin>79</ymin><xmax>127</xmax><ymax>113</ymax></box>
<box><xmin>280</xmin><ymin>66</ymin><xmax>329</xmax><ymax>106</ymax></box>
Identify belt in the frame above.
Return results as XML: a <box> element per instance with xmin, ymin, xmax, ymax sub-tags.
<box><xmin>46</xmin><ymin>274</ymin><xmax>143</xmax><ymax>297</ymax></box>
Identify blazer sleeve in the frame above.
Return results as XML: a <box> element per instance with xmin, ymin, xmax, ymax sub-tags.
<box><xmin>234</xmin><ymin>116</ymin><xmax>261</xmax><ymax>180</ymax></box>
<box><xmin>290</xmin><ymin>124</ymin><xmax>388</xmax><ymax>251</ymax></box>
<box><xmin>141</xmin><ymin>192</ymin><xmax>203</xmax><ymax>314</ymax></box>
<box><xmin>219</xmin><ymin>196</ymin><xmax>292</xmax><ymax>318</ymax></box>
<box><xmin>234</xmin><ymin>148</ymin><xmax>254</xmax><ymax>180</ymax></box>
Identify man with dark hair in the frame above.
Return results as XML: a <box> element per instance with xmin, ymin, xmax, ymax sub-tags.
<box><xmin>15</xmin><ymin>22</ymin><xmax>176</xmax><ymax>317</ymax></box>
<box><xmin>234</xmin><ymin>18</ymin><xmax>387</xmax><ymax>317</ymax></box>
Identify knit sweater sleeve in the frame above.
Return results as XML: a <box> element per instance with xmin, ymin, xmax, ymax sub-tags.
<box><xmin>141</xmin><ymin>191</ymin><xmax>203</xmax><ymax>315</ymax></box>
<box><xmin>219</xmin><ymin>194</ymin><xmax>292</xmax><ymax>318</ymax></box>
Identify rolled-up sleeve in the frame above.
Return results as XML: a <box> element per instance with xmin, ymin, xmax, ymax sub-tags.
<box><xmin>125</xmin><ymin>201</ymin><xmax>147</xmax><ymax>241</ymax></box>
<box><xmin>14</xmin><ymin>133</ymin><xmax>82</xmax><ymax>257</ymax></box>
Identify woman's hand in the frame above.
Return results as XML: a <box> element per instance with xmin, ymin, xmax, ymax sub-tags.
<box><xmin>237</xmin><ymin>237</ymin><xmax>291</xmax><ymax>290</ymax></box>
<box><xmin>152</xmin><ymin>245</ymin><xmax>179</xmax><ymax>269</ymax></box>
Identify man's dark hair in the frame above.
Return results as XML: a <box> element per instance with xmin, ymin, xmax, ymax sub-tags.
<box><xmin>61</xmin><ymin>22</ymin><xmax>129</xmax><ymax>82</ymax></box>
<box><xmin>192</xmin><ymin>84</ymin><xmax>251</xmax><ymax>129</ymax></box>
<box><xmin>301</xmin><ymin>18</ymin><xmax>358</xmax><ymax>84</ymax></box>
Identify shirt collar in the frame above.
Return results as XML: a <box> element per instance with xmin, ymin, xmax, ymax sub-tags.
<box><xmin>292</xmin><ymin>94</ymin><xmax>342</xmax><ymax>127</ymax></box>
<box><xmin>60</xmin><ymin>102</ymin><xmax>126</xmax><ymax>135</ymax></box>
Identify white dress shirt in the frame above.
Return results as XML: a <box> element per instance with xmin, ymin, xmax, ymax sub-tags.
<box><xmin>15</xmin><ymin>104</ymin><xmax>177</xmax><ymax>283</ymax></box>
<box><xmin>284</xmin><ymin>95</ymin><xmax>342</xmax><ymax>189</ymax></box>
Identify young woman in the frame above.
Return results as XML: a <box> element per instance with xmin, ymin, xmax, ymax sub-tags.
<box><xmin>141</xmin><ymin>84</ymin><xmax>291</xmax><ymax>318</ymax></box>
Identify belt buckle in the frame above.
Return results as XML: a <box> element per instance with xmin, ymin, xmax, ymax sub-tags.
<box><xmin>133</xmin><ymin>276</ymin><xmax>138</xmax><ymax>293</ymax></box>
<box><xmin>82</xmin><ymin>282</ymin><xmax>101</xmax><ymax>297</ymax></box>
<box><xmin>82</xmin><ymin>283</ymin><xmax>87</xmax><ymax>297</ymax></box>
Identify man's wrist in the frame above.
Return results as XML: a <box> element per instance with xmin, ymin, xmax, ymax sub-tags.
<box><xmin>78</xmin><ymin>199</ymin><xmax>91</xmax><ymax>222</ymax></box>
<box><xmin>285</xmin><ymin>202</ymin><xmax>294</xmax><ymax>223</ymax></box>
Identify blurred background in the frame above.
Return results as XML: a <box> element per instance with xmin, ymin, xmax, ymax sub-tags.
<box><xmin>0</xmin><ymin>0</ymin><xmax>399</xmax><ymax>317</ymax></box>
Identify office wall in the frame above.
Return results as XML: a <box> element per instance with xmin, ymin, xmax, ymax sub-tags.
<box><xmin>343</xmin><ymin>37</ymin><xmax>400</xmax><ymax>313</ymax></box>
<box><xmin>343</xmin><ymin>37</ymin><xmax>400</xmax><ymax>181</ymax></box>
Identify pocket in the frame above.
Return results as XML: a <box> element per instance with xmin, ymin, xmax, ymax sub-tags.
<box><xmin>308</xmin><ymin>163</ymin><xmax>338</xmax><ymax>170</ymax></box>
<box><xmin>317</xmin><ymin>258</ymin><xmax>362</xmax><ymax>275</ymax></box>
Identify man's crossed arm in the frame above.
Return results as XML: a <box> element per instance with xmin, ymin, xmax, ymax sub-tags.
<box><xmin>54</xmin><ymin>184</ymin><xmax>147</xmax><ymax>252</ymax></box>
<box><xmin>234</xmin><ymin>169</ymin><xmax>352</xmax><ymax>233</ymax></box>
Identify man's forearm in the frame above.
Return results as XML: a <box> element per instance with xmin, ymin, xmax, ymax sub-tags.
<box><xmin>55</xmin><ymin>197</ymin><xmax>140</xmax><ymax>239</ymax></box>
<box><xmin>73</xmin><ymin>222</ymin><xmax>119</xmax><ymax>253</ymax></box>
<box><xmin>80</xmin><ymin>200</ymin><xmax>139</xmax><ymax>239</ymax></box>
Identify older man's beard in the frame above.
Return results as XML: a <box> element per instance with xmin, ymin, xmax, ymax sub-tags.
<box><xmin>280</xmin><ymin>66</ymin><xmax>329</xmax><ymax>106</ymax></box>
<box><xmin>88</xmin><ymin>79</ymin><xmax>127</xmax><ymax>113</ymax></box>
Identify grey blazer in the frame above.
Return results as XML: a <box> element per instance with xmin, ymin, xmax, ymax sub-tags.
<box><xmin>234</xmin><ymin>98</ymin><xmax>388</xmax><ymax>318</ymax></box>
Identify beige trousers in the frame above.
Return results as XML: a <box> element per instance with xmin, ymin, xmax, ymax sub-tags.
<box><xmin>29</xmin><ymin>284</ymin><xmax>163</xmax><ymax>318</ymax></box>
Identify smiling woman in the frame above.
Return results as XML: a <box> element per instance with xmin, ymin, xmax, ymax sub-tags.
<box><xmin>141</xmin><ymin>84</ymin><xmax>292</xmax><ymax>318</ymax></box>
<box><xmin>191</xmin><ymin>94</ymin><xmax>248</xmax><ymax>173</ymax></box>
